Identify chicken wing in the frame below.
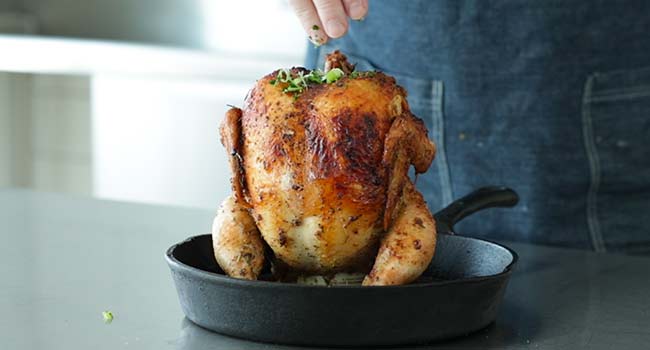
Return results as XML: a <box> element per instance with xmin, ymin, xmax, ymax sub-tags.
<box><xmin>382</xmin><ymin>112</ymin><xmax>436</xmax><ymax>230</ymax></box>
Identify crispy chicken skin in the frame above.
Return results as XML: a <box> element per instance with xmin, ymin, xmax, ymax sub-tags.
<box><xmin>212</xmin><ymin>51</ymin><xmax>437</xmax><ymax>285</ymax></box>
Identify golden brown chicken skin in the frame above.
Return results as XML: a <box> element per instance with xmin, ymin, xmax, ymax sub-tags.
<box><xmin>212</xmin><ymin>51</ymin><xmax>437</xmax><ymax>285</ymax></box>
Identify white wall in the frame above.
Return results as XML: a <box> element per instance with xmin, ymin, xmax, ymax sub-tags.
<box><xmin>1</xmin><ymin>42</ymin><xmax>304</xmax><ymax>207</ymax></box>
<box><xmin>0</xmin><ymin>72</ymin><xmax>92</xmax><ymax>194</ymax></box>
<box><xmin>0</xmin><ymin>73</ymin><xmax>12</xmax><ymax>187</ymax></box>
<box><xmin>29</xmin><ymin>74</ymin><xmax>92</xmax><ymax>194</ymax></box>
<box><xmin>0</xmin><ymin>0</ymin><xmax>306</xmax><ymax>207</ymax></box>
<box><xmin>92</xmin><ymin>75</ymin><xmax>251</xmax><ymax>209</ymax></box>
<box><xmin>87</xmin><ymin>0</ymin><xmax>306</xmax><ymax>209</ymax></box>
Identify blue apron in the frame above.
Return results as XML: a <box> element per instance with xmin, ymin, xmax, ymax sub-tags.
<box><xmin>306</xmin><ymin>0</ymin><xmax>650</xmax><ymax>254</ymax></box>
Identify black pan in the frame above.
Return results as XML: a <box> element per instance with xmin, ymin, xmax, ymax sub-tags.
<box><xmin>166</xmin><ymin>186</ymin><xmax>519</xmax><ymax>347</ymax></box>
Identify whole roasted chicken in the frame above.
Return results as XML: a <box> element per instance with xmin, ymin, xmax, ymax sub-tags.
<box><xmin>213</xmin><ymin>51</ymin><xmax>437</xmax><ymax>286</ymax></box>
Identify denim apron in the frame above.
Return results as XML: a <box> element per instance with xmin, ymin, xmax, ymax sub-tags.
<box><xmin>306</xmin><ymin>0</ymin><xmax>650</xmax><ymax>254</ymax></box>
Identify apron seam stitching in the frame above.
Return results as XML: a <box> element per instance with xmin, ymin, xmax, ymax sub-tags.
<box><xmin>582</xmin><ymin>73</ymin><xmax>606</xmax><ymax>253</ymax></box>
<box><xmin>431</xmin><ymin>81</ymin><xmax>453</xmax><ymax>206</ymax></box>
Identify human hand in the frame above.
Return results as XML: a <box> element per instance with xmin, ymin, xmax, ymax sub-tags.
<box><xmin>288</xmin><ymin>0</ymin><xmax>368</xmax><ymax>45</ymax></box>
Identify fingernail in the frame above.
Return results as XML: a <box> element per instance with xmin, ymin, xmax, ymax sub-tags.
<box><xmin>326</xmin><ymin>19</ymin><xmax>346</xmax><ymax>38</ymax></box>
<box><xmin>309</xmin><ymin>31</ymin><xmax>326</xmax><ymax>46</ymax></box>
<box><xmin>349</xmin><ymin>0</ymin><xmax>366</xmax><ymax>20</ymax></box>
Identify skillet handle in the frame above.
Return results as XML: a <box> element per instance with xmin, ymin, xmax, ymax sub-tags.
<box><xmin>434</xmin><ymin>187</ymin><xmax>519</xmax><ymax>234</ymax></box>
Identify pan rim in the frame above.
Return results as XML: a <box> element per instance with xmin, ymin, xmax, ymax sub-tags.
<box><xmin>165</xmin><ymin>233</ymin><xmax>518</xmax><ymax>290</ymax></box>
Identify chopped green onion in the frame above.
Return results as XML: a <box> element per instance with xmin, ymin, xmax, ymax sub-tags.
<box><xmin>268</xmin><ymin>67</ymin><xmax>369</xmax><ymax>98</ymax></box>
<box><xmin>102</xmin><ymin>311</ymin><xmax>113</xmax><ymax>323</ymax></box>
<box><xmin>348</xmin><ymin>70</ymin><xmax>377</xmax><ymax>79</ymax></box>
<box><xmin>283</xmin><ymin>85</ymin><xmax>303</xmax><ymax>92</ymax></box>
<box><xmin>312</xmin><ymin>25</ymin><xmax>320</xmax><ymax>30</ymax></box>
<box><xmin>276</xmin><ymin>69</ymin><xmax>290</xmax><ymax>82</ymax></box>
<box><xmin>307</xmin><ymin>70</ymin><xmax>324</xmax><ymax>83</ymax></box>
<box><xmin>325</xmin><ymin>68</ymin><xmax>345</xmax><ymax>83</ymax></box>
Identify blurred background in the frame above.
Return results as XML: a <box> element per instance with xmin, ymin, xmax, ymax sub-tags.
<box><xmin>0</xmin><ymin>0</ymin><xmax>306</xmax><ymax>209</ymax></box>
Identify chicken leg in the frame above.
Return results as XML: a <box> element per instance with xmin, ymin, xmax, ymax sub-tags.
<box><xmin>212</xmin><ymin>194</ymin><xmax>265</xmax><ymax>279</ymax></box>
<box><xmin>212</xmin><ymin>108</ymin><xmax>265</xmax><ymax>280</ymax></box>
<box><xmin>363</xmin><ymin>180</ymin><xmax>437</xmax><ymax>286</ymax></box>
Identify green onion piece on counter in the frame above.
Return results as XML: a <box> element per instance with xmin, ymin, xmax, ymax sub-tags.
<box><xmin>102</xmin><ymin>311</ymin><xmax>113</xmax><ymax>323</ymax></box>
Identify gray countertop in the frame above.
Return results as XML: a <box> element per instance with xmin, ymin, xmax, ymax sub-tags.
<box><xmin>1</xmin><ymin>188</ymin><xmax>649</xmax><ymax>350</ymax></box>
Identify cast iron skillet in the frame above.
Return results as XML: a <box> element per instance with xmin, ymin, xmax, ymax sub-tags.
<box><xmin>166</xmin><ymin>186</ymin><xmax>519</xmax><ymax>347</ymax></box>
